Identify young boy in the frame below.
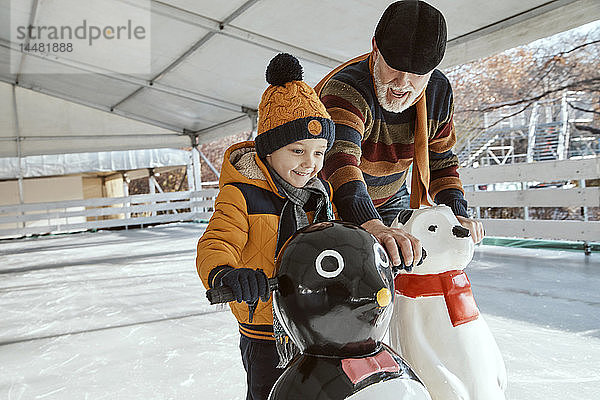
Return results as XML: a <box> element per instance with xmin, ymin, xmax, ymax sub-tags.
<box><xmin>196</xmin><ymin>53</ymin><xmax>336</xmax><ymax>400</ymax></box>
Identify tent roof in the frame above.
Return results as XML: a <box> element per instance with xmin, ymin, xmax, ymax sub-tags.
<box><xmin>1</xmin><ymin>0</ymin><xmax>599</xmax><ymax>157</ymax></box>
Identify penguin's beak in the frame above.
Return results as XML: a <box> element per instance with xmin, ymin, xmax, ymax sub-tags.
<box><xmin>376</xmin><ymin>288</ymin><xmax>392</xmax><ymax>307</ymax></box>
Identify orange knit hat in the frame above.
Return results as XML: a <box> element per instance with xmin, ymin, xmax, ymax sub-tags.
<box><xmin>255</xmin><ymin>53</ymin><xmax>334</xmax><ymax>159</ymax></box>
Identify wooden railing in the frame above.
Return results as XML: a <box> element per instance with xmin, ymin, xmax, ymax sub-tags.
<box><xmin>460</xmin><ymin>158</ymin><xmax>599</xmax><ymax>242</ymax></box>
<box><xmin>3</xmin><ymin>159</ymin><xmax>598</xmax><ymax>243</ymax></box>
<box><xmin>0</xmin><ymin>189</ymin><xmax>218</xmax><ymax>239</ymax></box>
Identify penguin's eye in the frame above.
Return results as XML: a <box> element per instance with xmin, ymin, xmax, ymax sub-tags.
<box><xmin>373</xmin><ymin>242</ymin><xmax>389</xmax><ymax>269</ymax></box>
<box><xmin>315</xmin><ymin>249</ymin><xmax>345</xmax><ymax>278</ymax></box>
<box><xmin>428</xmin><ymin>225</ymin><xmax>438</xmax><ymax>232</ymax></box>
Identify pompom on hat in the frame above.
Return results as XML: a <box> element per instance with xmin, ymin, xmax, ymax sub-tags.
<box><xmin>374</xmin><ymin>0</ymin><xmax>447</xmax><ymax>75</ymax></box>
<box><xmin>255</xmin><ymin>53</ymin><xmax>335</xmax><ymax>159</ymax></box>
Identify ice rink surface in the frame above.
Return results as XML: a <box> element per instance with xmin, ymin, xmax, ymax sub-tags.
<box><xmin>1</xmin><ymin>223</ymin><xmax>599</xmax><ymax>400</ymax></box>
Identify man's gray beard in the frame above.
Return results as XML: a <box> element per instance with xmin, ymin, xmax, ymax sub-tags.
<box><xmin>373</xmin><ymin>55</ymin><xmax>416</xmax><ymax>114</ymax></box>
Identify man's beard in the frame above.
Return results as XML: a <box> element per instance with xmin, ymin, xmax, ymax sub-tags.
<box><xmin>373</xmin><ymin>55</ymin><xmax>419</xmax><ymax>114</ymax></box>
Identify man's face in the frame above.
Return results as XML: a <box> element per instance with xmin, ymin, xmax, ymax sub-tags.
<box><xmin>266</xmin><ymin>138</ymin><xmax>328</xmax><ymax>188</ymax></box>
<box><xmin>372</xmin><ymin>51</ymin><xmax>432</xmax><ymax>113</ymax></box>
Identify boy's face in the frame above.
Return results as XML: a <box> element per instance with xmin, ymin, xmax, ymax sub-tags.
<box><xmin>266</xmin><ymin>138</ymin><xmax>328</xmax><ymax>188</ymax></box>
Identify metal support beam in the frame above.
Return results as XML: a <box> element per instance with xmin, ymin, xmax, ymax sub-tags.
<box><xmin>580</xmin><ymin>179</ymin><xmax>588</xmax><ymax>222</ymax></box>
<box><xmin>193</xmin><ymin>115</ymin><xmax>249</xmax><ymax>136</ymax></box>
<box><xmin>243</xmin><ymin>107</ymin><xmax>258</xmax><ymax>140</ymax></box>
<box><xmin>150</xmin><ymin>0</ymin><xmax>342</xmax><ymax>68</ymax></box>
<box><xmin>527</xmin><ymin>103</ymin><xmax>539</xmax><ymax>163</ymax></box>
<box><xmin>2</xmin><ymin>77</ymin><xmax>252</xmax><ymax>152</ymax></box>
<box><xmin>557</xmin><ymin>92</ymin><xmax>570</xmax><ymax>160</ymax></box>
<box><xmin>112</xmin><ymin>0</ymin><xmax>262</xmax><ymax>110</ymax></box>
<box><xmin>15</xmin><ymin>0</ymin><xmax>40</xmax><ymax>81</ymax></box>
<box><xmin>185</xmin><ymin>133</ymin><xmax>203</xmax><ymax>193</ymax></box>
<box><xmin>441</xmin><ymin>0</ymin><xmax>600</xmax><ymax>69</ymax></box>
<box><xmin>190</xmin><ymin>114</ymin><xmax>251</xmax><ymax>145</ymax></box>
<box><xmin>220</xmin><ymin>24</ymin><xmax>342</xmax><ymax>68</ymax></box>
<box><xmin>0</xmin><ymin>133</ymin><xmax>184</xmax><ymax>141</ymax></box>
<box><xmin>1</xmin><ymin>40</ymin><xmax>242</xmax><ymax>113</ymax></box>
<box><xmin>0</xmin><ymin>76</ymin><xmax>184</xmax><ymax>133</ymax></box>
<box><xmin>11</xmin><ymin>85</ymin><xmax>24</xmax><ymax>228</ymax></box>
<box><xmin>148</xmin><ymin>169</ymin><xmax>156</xmax><ymax>216</ymax></box>
<box><xmin>197</xmin><ymin>149</ymin><xmax>220</xmax><ymax>179</ymax></box>
<box><xmin>186</xmin><ymin>129</ymin><xmax>220</xmax><ymax>181</ymax></box>
<box><xmin>447</xmin><ymin>0</ymin><xmax>578</xmax><ymax>47</ymax></box>
<box><xmin>1</xmin><ymin>0</ymin><xmax>342</xmax><ymax>148</ymax></box>
<box><xmin>486</xmin><ymin>146</ymin><xmax>514</xmax><ymax>165</ymax></box>
<box><xmin>151</xmin><ymin>175</ymin><xmax>164</xmax><ymax>194</ymax></box>
<box><xmin>122</xmin><ymin>172</ymin><xmax>131</xmax><ymax>220</ymax></box>
<box><xmin>191</xmin><ymin>147</ymin><xmax>202</xmax><ymax>193</ymax></box>
<box><xmin>111</xmin><ymin>30</ymin><xmax>218</xmax><ymax>109</ymax></box>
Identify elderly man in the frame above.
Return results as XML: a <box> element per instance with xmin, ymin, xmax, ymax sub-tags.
<box><xmin>316</xmin><ymin>0</ymin><xmax>483</xmax><ymax>268</ymax></box>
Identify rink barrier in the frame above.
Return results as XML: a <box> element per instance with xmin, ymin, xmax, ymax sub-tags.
<box><xmin>1</xmin><ymin>158</ymin><xmax>598</xmax><ymax>243</ymax></box>
<box><xmin>461</xmin><ymin>157</ymin><xmax>599</xmax><ymax>243</ymax></box>
<box><xmin>0</xmin><ymin>189</ymin><xmax>218</xmax><ymax>239</ymax></box>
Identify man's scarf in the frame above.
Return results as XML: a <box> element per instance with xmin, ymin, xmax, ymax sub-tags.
<box><xmin>409</xmin><ymin>90</ymin><xmax>432</xmax><ymax>209</ymax></box>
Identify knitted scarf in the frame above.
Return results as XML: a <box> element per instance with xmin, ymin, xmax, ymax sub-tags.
<box><xmin>267</xmin><ymin>164</ymin><xmax>334</xmax><ymax>367</ymax></box>
<box><xmin>268</xmin><ymin>165</ymin><xmax>334</xmax><ymax>257</ymax></box>
<box><xmin>409</xmin><ymin>90</ymin><xmax>432</xmax><ymax>209</ymax></box>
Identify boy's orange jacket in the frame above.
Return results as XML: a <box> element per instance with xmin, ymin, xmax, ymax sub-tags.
<box><xmin>196</xmin><ymin>141</ymin><xmax>335</xmax><ymax>340</ymax></box>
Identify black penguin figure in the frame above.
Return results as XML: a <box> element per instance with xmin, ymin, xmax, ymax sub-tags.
<box><xmin>269</xmin><ymin>221</ymin><xmax>431</xmax><ymax>400</ymax></box>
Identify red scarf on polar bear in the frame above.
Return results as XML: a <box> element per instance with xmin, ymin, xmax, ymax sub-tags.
<box><xmin>395</xmin><ymin>270</ymin><xmax>480</xmax><ymax>327</ymax></box>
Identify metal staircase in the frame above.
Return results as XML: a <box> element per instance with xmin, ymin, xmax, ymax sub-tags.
<box><xmin>456</xmin><ymin>130</ymin><xmax>499</xmax><ymax>167</ymax></box>
<box><xmin>454</xmin><ymin>93</ymin><xmax>593</xmax><ymax>167</ymax></box>
<box><xmin>529</xmin><ymin>122</ymin><xmax>563</xmax><ymax>161</ymax></box>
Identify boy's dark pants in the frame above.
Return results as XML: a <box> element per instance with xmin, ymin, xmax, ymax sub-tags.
<box><xmin>240</xmin><ymin>335</ymin><xmax>283</xmax><ymax>400</ymax></box>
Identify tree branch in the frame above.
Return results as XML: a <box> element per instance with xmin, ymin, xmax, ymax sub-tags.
<box><xmin>574</xmin><ymin>125</ymin><xmax>600</xmax><ymax>135</ymax></box>
<box><xmin>568</xmin><ymin>101</ymin><xmax>600</xmax><ymax>115</ymax></box>
<box><xmin>561</xmin><ymin>39</ymin><xmax>600</xmax><ymax>56</ymax></box>
<box><xmin>455</xmin><ymin>77</ymin><xmax>600</xmax><ymax>113</ymax></box>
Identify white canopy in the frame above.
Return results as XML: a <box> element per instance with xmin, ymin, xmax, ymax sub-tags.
<box><xmin>1</xmin><ymin>0</ymin><xmax>598</xmax><ymax>157</ymax></box>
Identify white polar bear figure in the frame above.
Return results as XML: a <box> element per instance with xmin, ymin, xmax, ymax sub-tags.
<box><xmin>389</xmin><ymin>205</ymin><xmax>507</xmax><ymax>400</ymax></box>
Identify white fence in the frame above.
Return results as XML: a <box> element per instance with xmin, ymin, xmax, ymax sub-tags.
<box><xmin>2</xmin><ymin>159</ymin><xmax>598</xmax><ymax>243</ymax></box>
<box><xmin>0</xmin><ymin>189</ymin><xmax>218</xmax><ymax>239</ymax></box>
<box><xmin>460</xmin><ymin>157</ymin><xmax>600</xmax><ymax>242</ymax></box>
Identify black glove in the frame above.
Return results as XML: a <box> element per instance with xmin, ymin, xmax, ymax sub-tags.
<box><xmin>219</xmin><ymin>268</ymin><xmax>270</xmax><ymax>303</ymax></box>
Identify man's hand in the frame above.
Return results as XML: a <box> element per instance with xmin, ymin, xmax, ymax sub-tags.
<box><xmin>361</xmin><ymin>219</ymin><xmax>421</xmax><ymax>268</ymax></box>
<box><xmin>456</xmin><ymin>215</ymin><xmax>484</xmax><ymax>244</ymax></box>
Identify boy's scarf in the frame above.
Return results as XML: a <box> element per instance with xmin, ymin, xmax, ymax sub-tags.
<box><xmin>267</xmin><ymin>165</ymin><xmax>334</xmax><ymax>257</ymax></box>
<box><xmin>266</xmin><ymin>164</ymin><xmax>334</xmax><ymax>368</ymax></box>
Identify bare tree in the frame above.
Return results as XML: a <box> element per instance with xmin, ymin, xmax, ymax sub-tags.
<box><xmin>446</xmin><ymin>24</ymin><xmax>600</xmax><ymax>132</ymax></box>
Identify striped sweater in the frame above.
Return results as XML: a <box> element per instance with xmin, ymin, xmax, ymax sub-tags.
<box><xmin>318</xmin><ymin>54</ymin><xmax>467</xmax><ymax>225</ymax></box>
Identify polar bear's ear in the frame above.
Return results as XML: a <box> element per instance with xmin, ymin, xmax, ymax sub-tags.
<box><xmin>395</xmin><ymin>209</ymin><xmax>414</xmax><ymax>226</ymax></box>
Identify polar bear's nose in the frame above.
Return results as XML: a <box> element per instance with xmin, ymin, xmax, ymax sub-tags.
<box><xmin>452</xmin><ymin>225</ymin><xmax>471</xmax><ymax>238</ymax></box>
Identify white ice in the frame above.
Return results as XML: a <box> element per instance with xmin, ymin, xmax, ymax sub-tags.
<box><xmin>0</xmin><ymin>223</ymin><xmax>599</xmax><ymax>399</ymax></box>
